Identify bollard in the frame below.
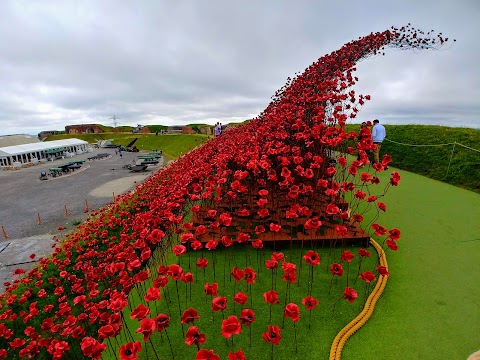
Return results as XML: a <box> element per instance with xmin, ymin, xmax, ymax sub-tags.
<box><xmin>1</xmin><ymin>225</ymin><xmax>8</xmax><ymax>239</ymax></box>
<box><xmin>84</xmin><ymin>198</ymin><xmax>89</xmax><ymax>213</ymax></box>
<box><xmin>37</xmin><ymin>212</ymin><xmax>43</xmax><ymax>225</ymax></box>
<box><xmin>64</xmin><ymin>204</ymin><xmax>70</xmax><ymax>217</ymax></box>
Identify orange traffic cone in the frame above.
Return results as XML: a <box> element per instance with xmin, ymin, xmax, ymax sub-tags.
<box><xmin>37</xmin><ymin>212</ymin><xmax>43</xmax><ymax>225</ymax></box>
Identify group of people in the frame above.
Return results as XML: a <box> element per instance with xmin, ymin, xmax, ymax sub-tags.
<box><xmin>214</xmin><ymin>122</ymin><xmax>223</xmax><ymax>137</ymax></box>
<box><xmin>357</xmin><ymin>119</ymin><xmax>386</xmax><ymax>164</ymax></box>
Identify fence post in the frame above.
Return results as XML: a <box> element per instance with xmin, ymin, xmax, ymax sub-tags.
<box><xmin>445</xmin><ymin>142</ymin><xmax>456</xmax><ymax>179</ymax></box>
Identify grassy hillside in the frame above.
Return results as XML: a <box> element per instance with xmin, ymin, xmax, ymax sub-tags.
<box><xmin>46</xmin><ymin>133</ymin><xmax>210</xmax><ymax>159</ymax></box>
<box><xmin>346</xmin><ymin>124</ymin><xmax>480</xmax><ymax>193</ymax></box>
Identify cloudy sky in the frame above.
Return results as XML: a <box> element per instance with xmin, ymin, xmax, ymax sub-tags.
<box><xmin>0</xmin><ymin>1</ymin><xmax>478</xmax><ymax>135</ymax></box>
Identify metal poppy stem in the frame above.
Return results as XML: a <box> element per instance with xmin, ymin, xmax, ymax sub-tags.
<box><xmin>165</xmin><ymin>329</ymin><xmax>175</xmax><ymax>359</ymax></box>
<box><xmin>149</xmin><ymin>338</ymin><xmax>161</xmax><ymax>360</ymax></box>
<box><xmin>294</xmin><ymin>321</ymin><xmax>298</xmax><ymax>353</ymax></box>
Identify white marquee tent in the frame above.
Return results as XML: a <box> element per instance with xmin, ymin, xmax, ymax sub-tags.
<box><xmin>0</xmin><ymin>138</ymin><xmax>89</xmax><ymax>168</ymax></box>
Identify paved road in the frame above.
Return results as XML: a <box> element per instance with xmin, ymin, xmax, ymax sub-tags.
<box><xmin>0</xmin><ymin>148</ymin><xmax>165</xmax><ymax>291</ymax></box>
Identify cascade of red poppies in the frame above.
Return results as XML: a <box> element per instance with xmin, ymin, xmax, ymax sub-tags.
<box><xmin>0</xmin><ymin>25</ymin><xmax>451</xmax><ymax>360</ymax></box>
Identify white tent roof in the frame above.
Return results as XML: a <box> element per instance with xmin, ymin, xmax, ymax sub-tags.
<box><xmin>0</xmin><ymin>138</ymin><xmax>88</xmax><ymax>157</ymax></box>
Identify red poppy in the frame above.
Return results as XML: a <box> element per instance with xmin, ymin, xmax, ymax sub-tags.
<box><xmin>335</xmin><ymin>225</ymin><xmax>348</xmax><ymax>237</ymax></box>
<box><xmin>237</xmin><ymin>232</ymin><xmax>251</xmax><ymax>243</ymax></box>
<box><xmin>269</xmin><ymin>223</ymin><xmax>281</xmax><ymax>232</ymax></box>
<box><xmin>204</xmin><ymin>283</ymin><xmax>218</xmax><ymax>296</ymax></box>
<box><xmin>388</xmin><ymin>228</ymin><xmax>401</xmax><ymax>240</ymax></box>
<box><xmin>81</xmin><ymin>337</ymin><xmax>106</xmax><ymax>359</ymax></box>
<box><xmin>262</xmin><ymin>325</ymin><xmax>282</xmax><ymax>345</ymax></box>
<box><xmin>196</xmin><ymin>258</ymin><xmax>208</xmax><ymax>269</ymax></box>
<box><xmin>360</xmin><ymin>271</ymin><xmax>377</xmax><ymax>283</ymax></box>
<box><xmin>154</xmin><ymin>313</ymin><xmax>170</xmax><ymax>331</ymax></box>
<box><xmin>358</xmin><ymin>248</ymin><xmax>371</xmax><ymax>258</ymax></box>
<box><xmin>255</xmin><ymin>225</ymin><xmax>266</xmax><ymax>234</ymax></box>
<box><xmin>196</xmin><ymin>349</ymin><xmax>220</xmax><ymax>360</ymax></box>
<box><xmin>377</xmin><ymin>202</ymin><xmax>387</xmax><ymax>212</ymax></box>
<box><xmin>234</xmin><ymin>292</ymin><xmax>248</xmax><ymax>305</ymax></box>
<box><xmin>251</xmin><ymin>240</ymin><xmax>263</xmax><ymax>249</ymax></box>
<box><xmin>212</xmin><ymin>296</ymin><xmax>227</xmax><ymax>312</ymax></box>
<box><xmin>98</xmin><ymin>324</ymin><xmax>118</xmax><ymax>340</ymax></box>
<box><xmin>136</xmin><ymin>318</ymin><xmax>156</xmax><ymax>342</ymax></box>
<box><xmin>185</xmin><ymin>326</ymin><xmax>206</xmax><ymax>346</ymax></box>
<box><xmin>303</xmin><ymin>250</ymin><xmax>320</xmax><ymax>265</ymax></box>
<box><xmin>130</xmin><ymin>304</ymin><xmax>150</xmax><ymax>320</ymax></box>
<box><xmin>206</xmin><ymin>240</ymin><xmax>218</xmax><ymax>250</ymax></box>
<box><xmin>231</xmin><ymin>266</ymin><xmax>244</xmax><ymax>282</ymax></box>
<box><xmin>228</xmin><ymin>349</ymin><xmax>246</xmax><ymax>360</ymax></box>
<box><xmin>221</xmin><ymin>235</ymin><xmax>233</xmax><ymax>247</ymax></box>
<box><xmin>144</xmin><ymin>287</ymin><xmax>161</xmax><ymax>302</ymax></box>
<box><xmin>263</xmin><ymin>290</ymin><xmax>280</xmax><ymax>305</ymax></box>
<box><xmin>302</xmin><ymin>296</ymin><xmax>319</xmax><ymax>310</ymax></box>
<box><xmin>221</xmin><ymin>315</ymin><xmax>242</xmax><ymax>338</ymax></box>
<box><xmin>265</xmin><ymin>259</ymin><xmax>278</xmax><ymax>270</ymax></box>
<box><xmin>191</xmin><ymin>241</ymin><xmax>203</xmax><ymax>251</ymax></box>
<box><xmin>340</xmin><ymin>250</ymin><xmax>354</xmax><ymax>263</ymax></box>
<box><xmin>386</xmin><ymin>240</ymin><xmax>398</xmax><ymax>251</ymax></box>
<box><xmin>173</xmin><ymin>245</ymin><xmax>187</xmax><ymax>256</ymax></box>
<box><xmin>168</xmin><ymin>264</ymin><xmax>183</xmax><ymax>280</ymax></box>
<box><xmin>376</xmin><ymin>265</ymin><xmax>390</xmax><ymax>277</ymax></box>
<box><xmin>343</xmin><ymin>287</ymin><xmax>358</xmax><ymax>302</ymax></box>
<box><xmin>119</xmin><ymin>341</ymin><xmax>141</xmax><ymax>360</ymax></box>
<box><xmin>181</xmin><ymin>272</ymin><xmax>194</xmax><ymax>283</ymax></box>
<box><xmin>271</xmin><ymin>252</ymin><xmax>285</xmax><ymax>261</ymax></box>
<box><xmin>181</xmin><ymin>308</ymin><xmax>200</xmax><ymax>324</ymax></box>
<box><xmin>244</xmin><ymin>268</ymin><xmax>256</xmax><ymax>284</ymax></box>
<box><xmin>284</xmin><ymin>303</ymin><xmax>300</xmax><ymax>322</ymax></box>
<box><xmin>330</xmin><ymin>263</ymin><xmax>344</xmax><ymax>276</ymax></box>
<box><xmin>372</xmin><ymin>223</ymin><xmax>387</xmax><ymax>236</ymax></box>
<box><xmin>239</xmin><ymin>308</ymin><xmax>255</xmax><ymax>326</ymax></box>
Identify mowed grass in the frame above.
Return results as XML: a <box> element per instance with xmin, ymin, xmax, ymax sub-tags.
<box><xmin>103</xmin><ymin>242</ymin><xmax>380</xmax><ymax>360</ymax></box>
<box><xmin>47</xmin><ymin>133</ymin><xmax>210</xmax><ymax>159</ymax></box>
<box><xmin>342</xmin><ymin>166</ymin><xmax>480</xmax><ymax>360</ymax></box>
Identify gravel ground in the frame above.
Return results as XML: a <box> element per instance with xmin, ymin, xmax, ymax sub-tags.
<box><xmin>0</xmin><ymin>148</ymin><xmax>165</xmax><ymax>292</ymax></box>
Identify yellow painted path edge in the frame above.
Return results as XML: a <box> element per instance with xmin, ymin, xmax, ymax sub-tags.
<box><xmin>329</xmin><ymin>239</ymin><xmax>388</xmax><ymax>360</ymax></box>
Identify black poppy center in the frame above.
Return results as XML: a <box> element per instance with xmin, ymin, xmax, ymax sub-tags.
<box><xmin>271</xmin><ymin>332</ymin><xmax>276</xmax><ymax>338</ymax></box>
<box><xmin>125</xmin><ymin>349</ymin><xmax>132</xmax><ymax>355</ymax></box>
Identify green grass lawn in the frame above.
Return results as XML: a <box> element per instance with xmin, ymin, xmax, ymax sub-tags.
<box><xmin>342</xmin><ymin>166</ymin><xmax>480</xmax><ymax>360</ymax></box>
<box><xmin>46</xmin><ymin>133</ymin><xmax>210</xmax><ymax>159</ymax></box>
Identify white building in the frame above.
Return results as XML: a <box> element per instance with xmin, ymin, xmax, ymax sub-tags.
<box><xmin>0</xmin><ymin>138</ymin><xmax>89</xmax><ymax>168</ymax></box>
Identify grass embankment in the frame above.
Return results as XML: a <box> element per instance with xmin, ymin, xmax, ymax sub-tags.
<box><xmin>346</xmin><ymin>124</ymin><xmax>480</xmax><ymax>193</ymax></box>
<box><xmin>46</xmin><ymin>133</ymin><xmax>210</xmax><ymax>159</ymax></box>
<box><xmin>103</xmin><ymin>242</ymin><xmax>380</xmax><ymax>360</ymax></box>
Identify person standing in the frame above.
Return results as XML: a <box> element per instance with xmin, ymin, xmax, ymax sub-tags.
<box><xmin>372</xmin><ymin>119</ymin><xmax>386</xmax><ymax>164</ymax></box>
<box><xmin>214</xmin><ymin>122</ymin><xmax>221</xmax><ymax>137</ymax></box>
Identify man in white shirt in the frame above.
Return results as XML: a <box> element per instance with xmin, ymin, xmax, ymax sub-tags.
<box><xmin>372</xmin><ymin>119</ymin><xmax>386</xmax><ymax>164</ymax></box>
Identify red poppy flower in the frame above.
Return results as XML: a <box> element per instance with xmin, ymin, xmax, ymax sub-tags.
<box><xmin>262</xmin><ymin>325</ymin><xmax>282</xmax><ymax>345</ymax></box>
<box><xmin>269</xmin><ymin>223</ymin><xmax>281</xmax><ymax>232</ymax></box>
<box><xmin>130</xmin><ymin>304</ymin><xmax>151</xmax><ymax>320</ymax></box>
<box><xmin>237</xmin><ymin>232</ymin><xmax>250</xmax><ymax>243</ymax></box>
<box><xmin>9</xmin><ymin>338</ymin><xmax>26</xmax><ymax>349</ymax></box>
<box><xmin>228</xmin><ymin>349</ymin><xmax>246</xmax><ymax>360</ymax></box>
<box><xmin>239</xmin><ymin>308</ymin><xmax>255</xmax><ymax>326</ymax></box>
<box><xmin>98</xmin><ymin>324</ymin><xmax>118</xmax><ymax>340</ymax></box>
<box><xmin>154</xmin><ymin>313</ymin><xmax>170</xmax><ymax>331</ymax></box>
<box><xmin>196</xmin><ymin>349</ymin><xmax>220</xmax><ymax>360</ymax></box>
<box><xmin>206</xmin><ymin>240</ymin><xmax>218</xmax><ymax>250</ymax></box>
<box><xmin>204</xmin><ymin>282</ymin><xmax>219</xmax><ymax>296</ymax></box>
<box><xmin>251</xmin><ymin>240</ymin><xmax>263</xmax><ymax>249</ymax></box>
<box><xmin>234</xmin><ymin>292</ymin><xmax>248</xmax><ymax>305</ymax></box>
<box><xmin>358</xmin><ymin>248</ymin><xmax>371</xmax><ymax>258</ymax></box>
<box><xmin>257</xmin><ymin>208</ymin><xmax>270</xmax><ymax>218</ymax></box>
<box><xmin>185</xmin><ymin>326</ymin><xmax>206</xmax><ymax>346</ymax></box>
<box><xmin>212</xmin><ymin>296</ymin><xmax>227</xmax><ymax>312</ymax></box>
<box><xmin>231</xmin><ymin>266</ymin><xmax>244</xmax><ymax>282</ymax></box>
<box><xmin>119</xmin><ymin>341</ymin><xmax>141</xmax><ymax>360</ymax></box>
<box><xmin>191</xmin><ymin>241</ymin><xmax>203</xmax><ymax>251</ymax></box>
<box><xmin>388</xmin><ymin>228</ymin><xmax>401</xmax><ymax>240</ymax></box>
<box><xmin>303</xmin><ymin>250</ymin><xmax>320</xmax><ymax>265</ymax></box>
<box><xmin>136</xmin><ymin>318</ymin><xmax>156</xmax><ymax>342</ymax></box>
<box><xmin>372</xmin><ymin>223</ymin><xmax>387</xmax><ymax>236</ymax></box>
<box><xmin>340</xmin><ymin>250</ymin><xmax>354</xmax><ymax>263</ymax></box>
<box><xmin>377</xmin><ymin>202</ymin><xmax>387</xmax><ymax>212</ymax></box>
<box><xmin>360</xmin><ymin>271</ymin><xmax>377</xmax><ymax>283</ymax></box>
<box><xmin>284</xmin><ymin>303</ymin><xmax>300</xmax><ymax>322</ymax></box>
<box><xmin>376</xmin><ymin>265</ymin><xmax>390</xmax><ymax>276</ymax></box>
<box><xmin>196</xmin><ymin>258</ymin><xmax>208</xmax><ymax>269</ymax></box>
<box><xmin>221</xmin><ymin>235</ymin><xmax>233</xmax><ymax>247</ymax></box>
<box><xmin>265</xmin><ymin>259</ymin><xmax>278</xmax><ymax>270</ymax></box>
<box><xmin>81</xmin><ymin>337</ymin><xmax>106</xmax><ymax>359</ymax></box>
<box><xmin>330</xmin><ymin>263</ymin><xmax>344</xmax><ymax>276</ymax></box>
<box><xmin>168</xmin><ymin>264</ymin><xmax>183</xmax><ymax>280</ymax></box>
<box><xmin>181</xmin><ymin>308</ymin><xmax>200</xmax><ymax>324</ymax></box>
<box><xmin>343</xmin><ymin>287</ymin><xmax>358</xmax><ymax>302</ymax></box>
<box><xmin>221</xmin><ymin>315</ymin><xmax>242</xmax><ymax>338</ymax></box>
<box><xmin>271</xmin><ymin>252</ymin><xmax>284</xmax><ymax>261</ymax></box>
<box><xmin>173</xmin><ymin>245</ymin><xmax>187</xmax><ymax>256</ymax></box>
<box><xmin>244</xmin><ymin>267</ymin><xmax>256</xmax><ymax>284</ymax></box>
<box><xmin>255</xmin><ymin>225</ymin><xmax>266</xmax><ymax>234</ymax></box>
<box><xmin>386</xmin><ymin>240</ymin><xmax>398</xmax><ymax>251</ymax></box>
<box><xmin>263</xmin><ymin>290</ymin><xmax>280</xmax><ymax>305</ymax></box>
<box><xmin>302</xmin><ymin>296</ymin><xmax>319</xmax><ymax>310</ymax></box>
<box><xmin>144</xmin><ymin>287</ymin><xmax>161</xmax><ymax>302</ymax></box>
